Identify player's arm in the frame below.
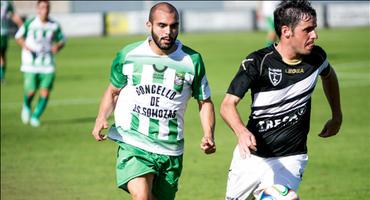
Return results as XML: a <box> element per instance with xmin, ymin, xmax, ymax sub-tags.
<box><xmin>11</xmin><ymin>12</ymin><xmax>23</xmax><ymax>27</ymax></box>
<box><xmin>319</xmin><ymin>66</ymin><xmax>342</xmax><ymax>137</ymax></box>
<box><xmin>15</xmin><ymin>37</ymin><xmax>32</xmax><ymax>52</ymax></box>
<box><xmin>51</xmin><ymin>41</ymin><xmax>65</xmax><ymax>54</ymax></box>
<box><xmin>51</xmin><ymin>25</ymin><xmax>65</xmax><ymax>54</ymax></box>
<box><xmin>92</xmin><ymin>84</ymin><xmax>121</xmax><ymax>141</ymax></box>
<box><xmin>198</xmin><ymin>98</ymin><xmax>216</xmax><ymax>154</ymax></box>
<box><xmin>220</xmin><ymin>94</ymin><xmax>257</xmax><ymax>158</ymax></box>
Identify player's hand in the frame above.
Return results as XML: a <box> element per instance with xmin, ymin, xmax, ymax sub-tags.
<box><xmin>319</xmin><ymin>118</ymin><xmax>342</xmax><ymax>138</ymax></box>
<box><xmin>51</xmin><ymin>45</ymin><xmax>59</xmax><ymax>54</ymax></box>
<box><xmin>200</xmin><ymin>136</ymin><xmax>216</xmax><ymax>154</ymax></box>
<box><xmin>92</xmin><ymin>118</ymin><xmax>109</xmax><ymax>141</ymax></box>
<box><xmin>237</xmin><ymin>131</ymin><xmax>257</xmax><ymax>159</ymax></box>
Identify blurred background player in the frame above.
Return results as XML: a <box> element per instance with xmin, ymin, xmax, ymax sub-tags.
<box><xmin>221</xmin><ymin>0</ymin><xmax>342</xmax><ymax>199</ymax></box>
<box><xmin>257</xmin><ymin>1</ymin><xmax>279</xmax><ymax>46</ymax></box>
<box><xmin>15</xmin><ymin>0</ymin><xmax>65</xmax><ymax>127</ymax></box>
<box><xmin>0</xmin><ymin>0</ymin><xmax>23</xmax><ymax>83</ymax></box>
<box><xmin>92</xmin><ymin>2</ymin><xmax>216</xmax><ymax>200</ymax></box>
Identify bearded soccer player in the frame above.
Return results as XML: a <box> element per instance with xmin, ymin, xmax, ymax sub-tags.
<box><xmin>15</xmin><ymin>0</ymin><xmax>65</xmax><ymax>127</ymax></box>
<box><xmin>92</xmin><ymin>2</ymin><xmax>216</xmax><ymax>200</ymax></box>
<box><xmin>221</xmin><ymin>0</ymin><xmax>342</xmax><ymax>199</ymax></box>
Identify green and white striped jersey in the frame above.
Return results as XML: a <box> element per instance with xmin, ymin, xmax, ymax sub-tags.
<box><xmin>1</xmin><ymin>1</ymin><xmax>14</xmax><ymax>36</ymax></box>
<box><xmin>108</xmin><ymin>38</ymin><xmax>211</xmax><ymax>156</ymax></box>
<box><xmin>15</xmin><ymin>16</ymin><xmax>65</xmax><ymax>74</ymax></box>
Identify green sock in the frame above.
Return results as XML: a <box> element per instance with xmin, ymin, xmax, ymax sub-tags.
<box><xmin>0</xmin><ymin>65</ymin><xmax>4</xmax><ymax>80</ymax></box>
<box><xmin>23</xmin><ymin>94</ymin><xmax>34</xmax><ymax>110</ymax></box>
<box><xmin>32</xmin><ymin>96</ymin><xmax>49</xmax><ymax>119</ymax></box>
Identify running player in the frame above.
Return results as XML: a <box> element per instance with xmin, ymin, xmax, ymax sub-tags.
<box><xmin>15</xmin><ymin>0</ymin><xmax>65</xmax><ymax>127</ymax></box>
<box><xmin>221</xmin><ymin>1</ymin><xmax>342</xmax><ymax>199</ymax></box>
<box><xmin>1</xmin><ymin>0</ymin><xmax>23</xmax><ymax>83</ymax></box>
<box><xmin>92</xmin><ymin>2</ymin><xmax>216</xmax><ymax>200</ymax></box>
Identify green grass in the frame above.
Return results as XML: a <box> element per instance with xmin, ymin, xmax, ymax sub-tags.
<box><xmin>1</xmin><ymin>27</ymin><xmax>369</xmax><ymax>200</ymax></box>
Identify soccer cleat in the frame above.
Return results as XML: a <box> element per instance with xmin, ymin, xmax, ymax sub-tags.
<box><xmin>21</xmin><ymin>106</ymin><xmax>31</xmax><ymax>124</ymax></box>
<box><xmin>30</xmin><ymin>117</ymin><xmax>41</xmax><ymax>127</ymax></box>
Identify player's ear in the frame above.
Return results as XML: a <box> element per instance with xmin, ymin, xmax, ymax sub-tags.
<box><xmin>281</xmin><ymin>25</ymin><xmax>291</xmax><ymax>39</ymax></box>
<box><xmin>146</xmin><ymin>21</ymin><xmax>152</xmax><ymax>31</ymax></box>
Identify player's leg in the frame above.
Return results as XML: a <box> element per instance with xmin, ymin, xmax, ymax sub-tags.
<box><xmin>256</xmin><ymin>154</ymin><xmax>308</xmax><ymax>196</ymax></box>
<box><xmin>22</xmin><ymin>73</ymin><xmax>37</xmax><ymax>124</ymax></box>
<box><xmin>30</xmin><ymin>73</ymin><xmax>55</xmax><ymax>127</ymax></box>
<box><xmin>0</xmin><ymin>35</ymin><xmax>8</xmax><ymax>82</ymax></box>
<box><xmin>265</xmin><ymin>16</ymin><xmax>277</xmax><ymax>46</ymax></box>
<box><xmin>127</xmin><ymin>173</ymin><xmax>157</xmax><ymax>200</ymax></box>
<box><xmin>115</xmin><ymin>141</ymin><xmax>158</xmax><ymax>199</ymax></box>
<box><xmin>151</xmin><ymin>154</ymin><xmax>183</xmax><ymax>200</ymax></box>
<box><xmin>225</xmin><ymin>146</ymin><xmax>266</xmax><ymax>200</ymax></box>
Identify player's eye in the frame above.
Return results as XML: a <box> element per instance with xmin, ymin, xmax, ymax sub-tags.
<box><xmin>158</xmin><ymin>23</ymin><xmax>167</xmax><ymax>28</ymax></box>
<box><xmin>170</xmin><ymin>23</ymin><xmax>179</xmax><ymax>29</ymax></box>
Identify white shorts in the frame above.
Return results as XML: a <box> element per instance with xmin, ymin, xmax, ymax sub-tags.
<box><xmin>225</xmin><ymin>145</ymin><xmax>308</xmax><ymax>200</ymax></box>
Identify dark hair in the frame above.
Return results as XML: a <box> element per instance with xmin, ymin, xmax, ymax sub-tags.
<box><xmin>274</xmin><ymin>0</ymin><xmax>316</xmax><ymax>38</ymax></box>
<box><xmin>37</xmin><ymin>0</ymin><xmax>49</xmax><ymax>5</ymax></box>
<box><xmin>149</xmin><ymin>2</ymin><xmax>179</xmax><ymax>23</ymax></box>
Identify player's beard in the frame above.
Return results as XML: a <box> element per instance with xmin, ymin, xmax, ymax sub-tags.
<box><xmin>151</xmin><ymin>30</ymin><xmax>177</xmax><ymax>50</ymax></box>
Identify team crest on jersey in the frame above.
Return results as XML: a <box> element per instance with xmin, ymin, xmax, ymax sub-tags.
<box><xmin>174</xmin><ymin>73</ymin><xmax>185</xmax><ymax>86</ymax></box>
<box><xmin>268</xmin><ymin>68</ymin><xmax>282</xmax><ymax>86</ymax></box>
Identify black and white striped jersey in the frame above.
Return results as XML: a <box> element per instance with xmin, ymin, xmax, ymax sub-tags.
<box><xmin>227</xmin><ymin>45</ymin><xmax>331</xmax><ymax>157</ymax></box>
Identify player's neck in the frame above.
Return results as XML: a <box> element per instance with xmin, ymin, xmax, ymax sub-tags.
<box><xmin>149</xmin><ymin>40</ymin><xmax>177</xmax><ymax>56</ymax></box>
<box><xmin>38</xmin><ymin>16</ymin><xmax>49</xmax><ymax>24</ymax></box>
<box><xmin>275</xmin><ymin>42</ymin><xmax>302</xmax><ymax>62</ymax></box>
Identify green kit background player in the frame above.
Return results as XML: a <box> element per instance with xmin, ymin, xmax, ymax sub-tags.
<box><xmin>92</xmin><ymin>2</ymin><xmax>216</xmax><ymax>200</ymax></box>
<box><xmin>0</xmin><ymin>0</ymin><xmax>23</xmax><ymax>82</ymax></box>
<box><xmin>15</xmin><ymin>0</ymin><xmax>65</xmax><ymax>127</ymax></box>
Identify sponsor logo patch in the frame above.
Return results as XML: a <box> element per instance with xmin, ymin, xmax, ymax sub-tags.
<box><xmin>174</xmin><ymin>73</ymin><xmax>185</xmax><ymax>86</ymax></box>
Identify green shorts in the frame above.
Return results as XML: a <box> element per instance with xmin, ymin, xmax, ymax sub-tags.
<box><xmin>115</xmin><ymin>141</ymin><xmax>183</xmax><ymax>200</ymax></box>
<box><xmin>23</xmin><ymin>72</ymin><xmax>55</xmax><ymax>92</ymax></box>
<box><xmin>0</xmin><ymin>35</ymin><xmax>8</xmax><ymax>52</ymax></box>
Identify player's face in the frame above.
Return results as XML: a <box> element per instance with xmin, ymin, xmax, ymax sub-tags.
<box><xmin>290</xmin><ymin>16</ymin><xmax>318</xmax><ymax>55</ymax></box>
<box><xmin>149</xmin><ymin>10</ymin><xmax>179</xmax><ymax>52</ymax></box>
<box><xmin>37</xmin><ymin>2</ymin><xmax>50</xmax><ymax>22</ymax></box>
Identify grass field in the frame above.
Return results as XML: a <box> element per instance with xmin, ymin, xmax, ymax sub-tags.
<box><xmin>1</xmin><ymin>27</ymin><xmax>369</xmax><ymax>200</ymax></box>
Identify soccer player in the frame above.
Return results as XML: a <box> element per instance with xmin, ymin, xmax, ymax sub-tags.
<box><xmin>15</xmin><ymin>0</ymin><xmax>65</xmax><ymax>127</ymax></box>
<box><xmin>257</xmin><ymin>1</ymin><xmax>279</xmax><ymax>46</ymax></box>
<box><xmin>92</xmin><ymin>2</ymin><xmax>216</xmax><ymax>200</ymax></box>
<box><xmin>0</xmin><ymin>0</ymin><xmax>23</xmax><ymax>83</ymax></box>
<box><xmin>221</xmin><ymin>0</ymin><xmax>342</xmax><ymax>199</ymax></box>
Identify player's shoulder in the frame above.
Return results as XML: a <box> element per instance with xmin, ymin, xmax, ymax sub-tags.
<box><xmin>47</xmin><ymin>17</ymin><xmax>61</xmax><ymax>26</ymax></box>
<box><xmin>181</xmin><ymin>43</ymin><xmax>204</xmax><ymax>65</ymax></box>
<box><xmin>241</xmin><ymin>46</ymin><xmax>273</xmax><ymax>67</ymax></box>
<box><xmin>22</xmin><ymin>17</ymin><xmax>37</xmax><ymax>29</ymax></box>
<box><xmin>181</xmin><ymin>44</ymin><xmax>201</xmax><ymax>57</ymax></box>
<box><xmin>308</xmin><ymin>45</ymin><xmax>327</xmax><ymax>61</ymax></box>
<box><xmin>24</xmin><ymin>16</ymin><xmax>36</xmax><ymax>24</ymax></box>
<box><xmin>114</xmin><ymin>40</ymin><xmax>145</xmax><ymax>60</ymax></box>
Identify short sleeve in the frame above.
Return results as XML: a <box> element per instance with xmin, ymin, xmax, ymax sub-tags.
<box><xmin>109</xmin><ymin>52</ymin><xmax>127</xmax><ymax>88</ymax></box>
<box><xmin>15</xmin><ymin>17</ymin><xmax>33</xmax><ymax>39</ymax></box>
<box><xmin>313</xmin><ymin>46</ymin><xmax>331</xmax><ymax>77</ymax></box>
<box><xmin>191</xmin><ymin>53</ymin><xmax>211</xmax><ymax>100</ymax></box>
<box><xmin>53</xmin><ymin>24</ymin><xmax>65</xmax><ymax>43</ymax></box>
<box><xmin>227</xmin><ymin>55</ymin><xmax>260</xmax><ymax>99</ymax></box>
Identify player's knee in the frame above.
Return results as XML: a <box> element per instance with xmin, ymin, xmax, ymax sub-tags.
<box><xmin>26</xmin><ymin>91</ymin><xmax>36</xmax><ymax>97</ymax></box>
<box><xmin>39</xmin><ymin>89</ymin><xmax>50</xmax><ymax>97</ymax></box>
<box><xmin>130</xmin><ymin>191</ymin><xmax>151</xmax><ymax>200</ymax></box>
